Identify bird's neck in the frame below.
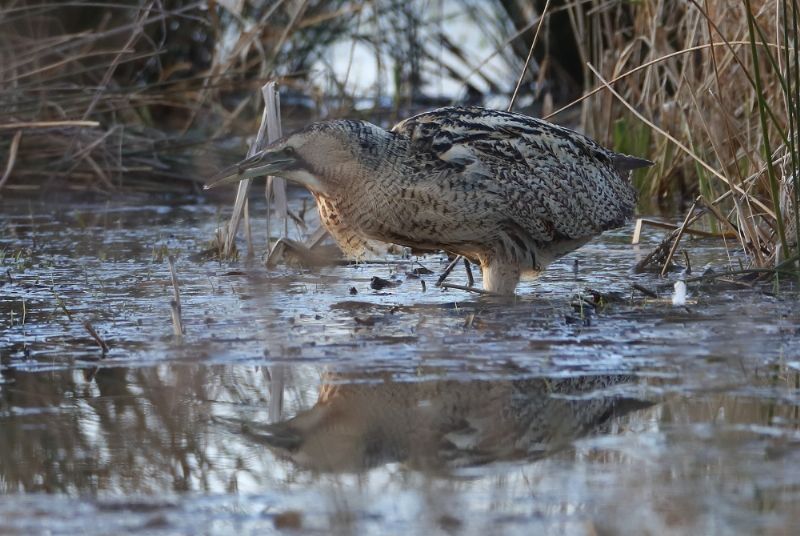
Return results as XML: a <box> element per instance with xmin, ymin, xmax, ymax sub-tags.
<box><xmin>323</xmin><ymin>129</ymin><xmax>414</xmax><ymax>198</ymax></box>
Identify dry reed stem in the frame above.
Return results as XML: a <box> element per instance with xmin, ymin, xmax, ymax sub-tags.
<box><xmin>0</xmin><ymin>120</ymin><xmax>100</xmax><ymax>130</ymax></box>
<box><xmin>81</xmin><ymin>1</ymin><xmax>153</xmax><ymax>121</ymax></box>
<box><xmin>244</xmin><ymin>198</ymin><xmax>254</xmax><ymax>258</ymax></box>
<box><xmin>221</xmin><ymin>82</ymin><xmax>287</xmax><ymax>259</ymax></box>
<box><xmin>632</xmin><ymin>218</ymin><xmax>737</xmax><ymax>244</ymax></box>
<box><xmin>569</xmin><ymin>1</ymin><xmax>798</xmax><ymax>268</ymax></box>
<box><xmin>0</xmin><ymin>130</ymin><xmax>22</xmax><ymax>191</ymax></box>
<box><xmin>545</xmin><ymin>41</ymin><xmax>785</xmax><ymax>121</ymax></box>
<box><xmin>635</xmin><ymin>209</ymin><xmax>709</xmax><ymax>273</ymax></box>
<box><xmin>304</xmin><ymin>225</ymin><xmax>329</xmax><ymax>249</ymax></box>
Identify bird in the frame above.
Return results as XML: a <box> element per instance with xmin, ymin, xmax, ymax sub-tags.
<box><xmin>207</xmin><ymin>106</ymin><xmax>653</xmax><ymax>294</ymax></box>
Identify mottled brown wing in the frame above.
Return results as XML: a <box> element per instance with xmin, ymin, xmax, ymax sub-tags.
<box><xmin>392</xmin><ymin>106</ymin><xmax>641</xmax><ymax>242</ymax></box>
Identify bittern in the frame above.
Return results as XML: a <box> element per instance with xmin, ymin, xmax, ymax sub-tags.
<box><xmin>208</xmin><ymin>106</ymin><xmax>652</xmax><ymax>294</ymax></box>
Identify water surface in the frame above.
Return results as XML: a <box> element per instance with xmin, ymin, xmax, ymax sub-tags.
<box><xmin>1</xmin><ymin>194</ymin><xmax>799</xmax><ymax>534</ymax></box>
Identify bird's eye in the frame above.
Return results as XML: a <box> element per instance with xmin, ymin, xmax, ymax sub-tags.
<box><xmin>284</xmin><ymin>146</ymin><xmax>296</xmax><ymax>156</ymax></box>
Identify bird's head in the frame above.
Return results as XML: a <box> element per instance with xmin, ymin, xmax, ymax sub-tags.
<box><xmin>205</xmin><ymin>120</ymin><xmax>391</xmax><ymax>194</ymax></box>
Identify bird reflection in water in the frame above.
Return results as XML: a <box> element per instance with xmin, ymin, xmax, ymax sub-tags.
<box><xmin>238</xmin><ymin>373</ymin><xmax>651</xmax><ymax>473</ymax></box>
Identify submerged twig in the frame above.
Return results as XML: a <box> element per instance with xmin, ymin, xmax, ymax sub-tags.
<box><xmin>436</xmin><ymin>255</ymin><xmax>462</xmax><ymax>286</ymax></box>
<box><xmin>82</xmin><ymin>320</ymin><xmax>109</xmax><ymax>354</ymax></box>
<box><xmin>464</xmin><ymin>257</ymin><xmax>475</xmax><ymax>287</ymax></box>
<box><xmin>167</xmin><ymin>255</ymin><xmax>183</xmax><ymax>336</ymax></box>
<box><xmin>632</xmin><ymin>283</ymin><xmax>659</xmax><ymax>298</ymax></box>
<box><xmin>440</xmin><ymin>282</ymin><xmax>494</xmax><ymax>295</ymax></box>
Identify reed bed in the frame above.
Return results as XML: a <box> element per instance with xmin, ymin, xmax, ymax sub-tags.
<box><xmin>542</xmin><ymin>0</ymin><xmax>799</xmax><ymax>269</ymax></box>
<box><xmin>0</xmin><ymin>0</ymin><xmax>370</xmax><ymax>193</ymax></box>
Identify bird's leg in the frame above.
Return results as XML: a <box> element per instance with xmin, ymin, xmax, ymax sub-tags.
<box><xmin>480</xmin><ymin>259</ymin><xmax>520</xmax><ymax>295</ymax></box>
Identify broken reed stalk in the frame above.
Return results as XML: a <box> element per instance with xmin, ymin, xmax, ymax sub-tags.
<box><xmin>244</xmin><ymin>198</ymin><xmax>254</xmax><ymax>258</ymax></box>
<box><xmin>82</xmin><ymin>320</ymin><xmax>109</xmax><ymax>354</ymax></box>
<box><xmin>167</xmin><ymin>255</ymin><xmax>183</xmax><ymax>336</ymax></box>
<box><xmin>464</xmin><ymin>257</ymin><xmax>475</xmax><ymax>287</ymax></box>
<box><xmin>221</xmin><ymin>82</ymin><xmax>287</xmax><ymax>259</ymax></box>
<box><xmin>222</xmin><ymin>82</ymin><xmax>272</xmax><ymax>258</ymax></box>
<box><xmin>264</xmin><ymin>82</ymin><xmax>288</xmax><ymax>252</ymax></box>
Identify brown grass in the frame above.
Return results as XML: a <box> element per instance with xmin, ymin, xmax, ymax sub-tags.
<box><xmin>542</xmin><ymin>0</ymin><xmax>798</xmax><ymax>268</ymax></box>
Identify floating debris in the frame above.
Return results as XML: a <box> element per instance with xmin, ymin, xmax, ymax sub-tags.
<box><xmin>370</xmin><ymin>276</ymin><xmax>400</xmax><ymax>290</ymax></box>
<box><xmin>409</xmin><ymin>266</ymin><xmax>433</xmax><ymax>276</ymax></box>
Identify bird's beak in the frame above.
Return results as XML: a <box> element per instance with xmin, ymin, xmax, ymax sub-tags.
<box><xmin>204</xmin><ymin>147</ymin><xmax>296</xmax><ymax>190</ymax></box>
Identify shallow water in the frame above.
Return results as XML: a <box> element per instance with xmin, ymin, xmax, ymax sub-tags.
<box><xmin>1</xmin><ymin>193</ymin><xmax>799</xmax><ymax>535</ymax></box>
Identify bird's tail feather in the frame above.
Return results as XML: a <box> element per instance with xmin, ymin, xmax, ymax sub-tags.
<box><xmin>612</xmin><ymin>153</ymin><xmax>654</xmax><ymax>172</ymax></box>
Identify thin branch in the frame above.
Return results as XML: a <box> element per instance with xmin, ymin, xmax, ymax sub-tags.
<box><xmin>508</xmin><ymin>0</ymin><xmax>551</xmax><ymax>112</ymax></box>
